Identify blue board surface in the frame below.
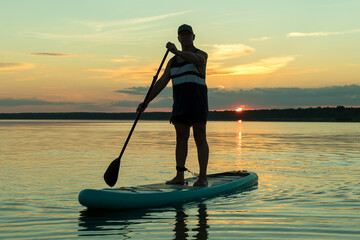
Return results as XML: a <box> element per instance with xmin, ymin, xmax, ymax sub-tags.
<box><xmin>78</xmin><ymin>171</ymin><xmax>258</xmax><ymax>210</ymax></box>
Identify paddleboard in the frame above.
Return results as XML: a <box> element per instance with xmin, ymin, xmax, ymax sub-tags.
<box><xmin>78</xmin><ymin>170</ymin><xmax>258</xmax><ymax>210</ymax></box>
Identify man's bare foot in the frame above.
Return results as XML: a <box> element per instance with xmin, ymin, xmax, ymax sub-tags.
<box><xmin>193</xmin><ymin>178</ymin><xmax>208</xmax><ymax>187</ymax></box>
<box><xmin>166</xmin><ymin>176</ymin><xmax>185</xmax><ymax>185</ymax></box>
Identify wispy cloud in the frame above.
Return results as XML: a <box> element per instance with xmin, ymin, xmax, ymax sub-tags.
<box><xmin>75</xmin><ymin>11</ymin><xmax>191</xmax><ymax>31</ymax></box>
<box><xmin>0</xmin><ymin>98</ymin><xmax>110</xmax><ymax>112</ymax></box>
<box><xmin>250</xmin><ymin>36</ymin><xmax>270</xmax><ymax>41</ymax></box>
<box><xmin>27</xmin><ymin>11</ymin><xmax>190</xmax><ymax>44</ymax></box>
<box><xmin>288</xmin><ymin>32</ymin><xmax>340</xmax><ymax>37</ymax></box>
<box><xmin>346</xmin><ymin>63</ymin><xmax>360</xmax><ymax>67</ymax></box>
<box><xmin>211</xmin><ymin>44</ymin><xmax>255</xmax><ymax>60</ymax></box>
<box><xmin>15</xmin><ymin>76</ymin><xmax>37</xmax><ymax>81</ymax></box>
<box><xmin>27</xmin><ymin>53</ymin><xmax>88</xmax><ymax>57</ymax></box>
<box><xmin>106</xmin><ymin>57</ymin><xmax>137</xmax><ymax>63</ymax></box>
<box><xmin>28</xmin><ymin>25</ymin><xmax>166</xmax><ymax>43</ymax></box>
<box><xmin>0</xmin><ymin>98</ymin><xmax>75</xmax><ymax>106</ymax></box>
<box><xmin>209</xmin><ymin>56</ymin><xmax>295</xmax><ymax>76</ymax></box>
<box><xmin>109</xmin><ymin>100</ymin><xmax>142</xmax><ymax>107</ymax></box>
<box><xmin>287</xmin><ymin>29</ymin><xmax>360</xmax><ymax>37</ymax></box>
<box><xmin>273</xmin><ymin>67</ymin><xmax>328</xmax><ymax>77</ymax></box>
<box><xmin>115</xmin><ymin>87</ymin><xmax>150</xmax><ymax>95</ymax></box>
<box><xmin>204</xmin><ymin>43</ymin><xmax>295</xmax><ymax>76</ymax></box>
<box><xmin>0</xmin><ymin>62</ymin><xmax>35</xmax><ymax>71</ymax></box>
<box><xmin>88</xmin><ymin>63</ymin><xmax>157</xmax><ymax>82</ymax></box>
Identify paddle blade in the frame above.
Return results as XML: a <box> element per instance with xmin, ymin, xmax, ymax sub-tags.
<box><xmin>104</xmin><ymin>158</ymin><xmax>120</xmax><ymax>187</ymax></box>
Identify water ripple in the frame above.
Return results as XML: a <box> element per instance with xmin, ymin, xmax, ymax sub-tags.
<box><xmin>1</xmin><ymin>120</ymin><xmax>359</xmax><ymax>239</ymax></box>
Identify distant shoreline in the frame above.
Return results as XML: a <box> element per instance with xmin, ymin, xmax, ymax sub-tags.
<box><xmin>1</xmin><ymin>106</ymin><xmax>359</xmax><ymax>122</ymax></box>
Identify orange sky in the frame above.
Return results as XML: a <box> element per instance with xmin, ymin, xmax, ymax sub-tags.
<box><xmin>1</xmin><ymin>1</ymin><xmax>359</xmax><ymax>112</ymax></box>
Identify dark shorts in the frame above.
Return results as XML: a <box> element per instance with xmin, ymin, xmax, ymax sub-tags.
<box><xmin>170</xmin><ymin>113</ymin><xmax>207</xmax><ymax>126</ymax></box>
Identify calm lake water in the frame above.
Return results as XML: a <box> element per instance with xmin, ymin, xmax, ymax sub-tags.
<box><xmin>0</xmin><ymin>120</ymin><xmax>359</xmax><ymax>239</ymax></box>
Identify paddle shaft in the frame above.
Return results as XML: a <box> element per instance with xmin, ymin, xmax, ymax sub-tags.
<box><xmin>117</xmin><ymin>49</ymin><xmax>170</xmax><ymax>161</ymax></box>
<box><xmin>103</xmin><ymin>50</ymin><xmax>170</xmax><ymax>187</ymax></box>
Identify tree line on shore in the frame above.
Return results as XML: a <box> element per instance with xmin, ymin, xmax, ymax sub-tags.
<box><xmin>0</xmin><ymin>106</ymin><xmax>359</xmax><ymax>122</ymax></box>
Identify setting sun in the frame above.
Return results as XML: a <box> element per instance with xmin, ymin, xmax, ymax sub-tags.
<box><xmin>236</xmin><ymin>107</ymin><xmax>243</xmax><ymax>112</ymax></box>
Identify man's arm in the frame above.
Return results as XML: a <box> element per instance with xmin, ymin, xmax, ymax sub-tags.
<box><xmin>166</xmin><ymin>42</ymin><xmax>207</xmax><ymax>67</ymax></box>
<box><xmin>137</xmin><ymin>58</ymin><xmax>172</xmax><ymax>112</ymax></box>
<box><xmin>175</xmin><ymin>49</ymin><xmax>207</xmax><ymax>67</ymax></box>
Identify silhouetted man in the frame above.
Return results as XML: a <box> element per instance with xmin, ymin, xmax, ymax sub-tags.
<box><xmin>137</xmin><ymin>24</ymin><xmax>209</xmax><ymax>186</ymax></box>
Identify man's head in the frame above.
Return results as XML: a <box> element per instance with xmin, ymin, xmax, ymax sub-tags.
<box><xmin>177</xmin><ymin>24</ymin><xmax>195</xmax><ymax>48</ymax></box>
<box><xmin>178</xmin><ymin>24</ymin><xmax>194</xmax><ymax>35</ymax></box>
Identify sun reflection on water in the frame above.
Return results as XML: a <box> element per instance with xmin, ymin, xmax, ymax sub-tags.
<box><xmin>237</xmin><ymin>120</ymin><xmax>242</xmax><ymax>153</ymax></box>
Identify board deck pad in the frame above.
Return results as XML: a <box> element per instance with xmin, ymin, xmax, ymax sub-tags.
<box><xmin>107</xmin><ymin>171</ymin><xmax>251</xmax><ymax>192</ymax></box>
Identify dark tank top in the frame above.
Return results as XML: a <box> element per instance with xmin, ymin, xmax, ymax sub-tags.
<box><xmin>169</xmin><ymin>49</ymin><xmax>208</xmax><ymax>117</ymax></box>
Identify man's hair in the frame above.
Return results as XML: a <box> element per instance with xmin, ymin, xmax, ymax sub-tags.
<box><xmin>178</xmin><ymin>24</ymin><xmax>194</xmax><ymax>35</ymax></box>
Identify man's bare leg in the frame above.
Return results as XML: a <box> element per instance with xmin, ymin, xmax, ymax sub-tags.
<box><xmin>193</xmin><ymin>122</ymin><xmax>209</xmax><ymax>186</ymax></box>
<box><xmin>166</xmin><ymin>122</ymin><xmax>190</xmax><ymax>185</ymax></box>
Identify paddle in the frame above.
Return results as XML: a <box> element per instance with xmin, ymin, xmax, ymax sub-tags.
<box><xmin>104</xmin><ymin>49</ymin><xmax>170</xmax><ymax>187</ymax></box>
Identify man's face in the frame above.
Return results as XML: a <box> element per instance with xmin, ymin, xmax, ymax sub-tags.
<box><xmin>178</xmin><ymin>31</ymin><xmax>195</xmax><ymax>47</ymax></box>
